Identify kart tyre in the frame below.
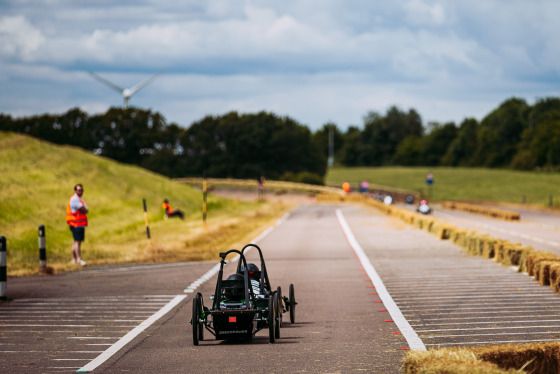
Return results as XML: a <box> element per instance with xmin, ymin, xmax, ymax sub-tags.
<box><xmin>274</xmin><ymin>292</ymin><xmax>280</xmax><ymax>339</ymax></box>
<box><xmin>192</xmin><ymin>295</ymin><xmax>200</xmax><ymax>346</ymax></box>
<box><xmin>276</xmin><ymin>286</ymin><xmax>283</xmax><ymax>328</ymax></box>
<box><xmin>268</xmin><ymin>295</ymin><xmax>276</xmax><ymax>343</ymax></box>
<box><xmin>196</xmin><ymin>293</ymin><xmax>204</xmax><ymax>342</ymax></box>
<box><xmin>289</xmin><ymin>283</ymin><xmax>296</xmax><ymax>324</ymax></box>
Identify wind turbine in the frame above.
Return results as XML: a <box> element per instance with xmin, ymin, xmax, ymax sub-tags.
<box><xmin>88</xmin><ymin>71</ymin><xmax>162</xmax><ymax>108</ymax></box>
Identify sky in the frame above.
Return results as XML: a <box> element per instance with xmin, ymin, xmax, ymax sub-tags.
<box><xmin>1</xmin><ymin>0</ymin><xmax>559</xmax><ymax>131</ymax></box>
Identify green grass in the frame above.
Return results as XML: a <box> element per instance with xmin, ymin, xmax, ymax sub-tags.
<box><xmin>326</xmin><ymin>166</ymin><xmax>560</xmax><ymax>207</ymax></box>
<box><xmin>0</xmin><ymin>132</ymin><xmax>292</xmax><ymax>275</ymax></box>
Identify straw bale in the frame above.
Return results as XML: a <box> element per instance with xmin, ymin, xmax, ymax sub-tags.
<box><xmin>549</xmin><ymin>263</ymin><xmax>560</xmax><ymax>293</ymax></box>
<box><xmin>437</xmin><ymin>224</ymin><xmax>455</xmax><ymax>240</ymax></box>
<box><xmin>516</xmin><ymin>246</ymin><xmax>535</xmax><ymax>273</ymax></box>
<box><xmin>535</xmin><ymin>259</ymin><xmax>560</xmax><ymax>286</ymax></box>
<box><xmin>472</xmin><ymin>342</ymin><xmax>560</xmax><ymax>374</ymax></box>
<box><xmin>403</xmin><ymin>348</ymin><xmax>523</xmax><ymax>374</ymax></box>
<box><xmin>526</xmin><ymin>251</ymin><xmax>559</xmax><ymax>277</ymax></box>
<box><xmin>482</xmin><ymin>239</ymin><xmax>500</xmax><ymax>259</ymax></box>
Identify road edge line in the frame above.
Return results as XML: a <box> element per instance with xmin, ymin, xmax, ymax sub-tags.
<box><xmin>335</xmin><ymin>208</ymin><xmax>426</xmax><ymax>351</ymax></box>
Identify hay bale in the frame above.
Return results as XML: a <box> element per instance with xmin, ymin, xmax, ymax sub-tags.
<box><xmin>526</xmin><ymin>251</ymin><xmax>559</xmax><ymax>277</ymax></box>
<box><xmin>403</xmin><ymin>348</ymin><xmax>523</xmax><ymax>374</ymax></box>
<box><xmin>535</xmin><ymin>259</ymin><xmax>560</xmax><ymax>286</ymax></box>
<box><xmin>482</xmin><ymin>239</ymin><xmax>501</xmax><ymax>259</ymax></box>
<box><xmin>472</xmin><ymin>342</ymin><xmax>560</xmax><ymax>374</ymax></box>
<box><xmin>549</xmin><ymin>263</ymin><xmax>560</xmax><ymax>293</ymax></box>
<box><xmin>438</xmin><ymin>224</ymin><xmax>455</xmax><ymax>240</ymax></box>
<box><xmin>516</xmin><ymin>246</ymin><xmax>535</xmax><ymax>273</ymax></box>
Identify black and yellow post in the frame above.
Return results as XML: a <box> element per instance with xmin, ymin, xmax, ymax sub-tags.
<box><xmin>202</xmin><ymin>178</ymin><xmax>207</xmax><ymax>223</ymax></box>
<box><xmin>0</xmin><ymin>236</ymin><xmax>6</xmax><ymax>299</ymax></box>
<box><xmin>38</xmin><ymin>225</ymin><xmax>46</xmax><ymax>272</ymax></box>
<box><xmin>142</xmin><ymin>198</ymin><xmax>151</xmax><ymax>245</ymax></box>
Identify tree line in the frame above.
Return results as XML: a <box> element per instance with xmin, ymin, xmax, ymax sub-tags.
<box><xmin>1</xmin><ymin>96</ymin><xmax>559</xmax><ymax>184</ymax></box>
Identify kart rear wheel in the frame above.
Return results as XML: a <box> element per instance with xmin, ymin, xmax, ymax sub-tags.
<box><xmin>289</xmin><ymin>283</ymin><xmax>296</xmax><ymax>324</ymax></box>
<box><xmin>268</xmin><ymin>295</ymin><xmax>276</xmax><ymax>343</ymax></box>
<box><xmin>192</xmin><ymin>295</ymin><xmax>200</xmax><ymax>346</ymax></box>
<box><xmin>274</xmin><ymin>292</ymin><xmax>280</xmax><ymax>339</ymax></box>
<box><xmin>276</xmin><ymin>286</ymin><xmax>283</xmax><ymax>328</ymax></box>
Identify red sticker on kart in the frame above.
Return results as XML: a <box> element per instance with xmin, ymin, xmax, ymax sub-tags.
<box><xmin>229</xmin><ymin>316</ymin><xmax>236</xmax><ymax>323</ymax></box>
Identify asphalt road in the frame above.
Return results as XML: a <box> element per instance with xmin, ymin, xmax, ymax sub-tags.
<box><xmin>2</xmin><ymin>202</ymin><xmax>560</xmax><ymax>373</ymax></box>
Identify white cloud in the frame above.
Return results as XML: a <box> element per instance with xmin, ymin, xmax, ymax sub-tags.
<box><xmin>0</xmin><ymin>1</ymin><xmax>559</xmax><ymax>130</ymax></box>
<box><xmin>0</xmin><ymin>16</ymin><xmax>45</xmax><ymax>60</ymax></box>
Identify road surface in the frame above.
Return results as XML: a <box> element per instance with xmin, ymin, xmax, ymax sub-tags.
<box><xmin>2</xmin><ymin>203</ymin><xmax>560</xmax><ymax>373</ymax></box>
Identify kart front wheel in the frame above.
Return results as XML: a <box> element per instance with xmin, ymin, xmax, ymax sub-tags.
<box><xmin>192</xmin><ymin>294</ymin><xmax>201</xmax><ymax>345</ymax></box>
<box><xmin>289</xmin><ymin>283</ymin><xmax>296</xmax><ymax>324</ymax></box>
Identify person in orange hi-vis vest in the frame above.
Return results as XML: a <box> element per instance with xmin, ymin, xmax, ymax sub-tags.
<box><xmin>162</xmin><ymin>199</ymin><xmax>184</xmax><ymax>219</ymax></box>
<box><xmin>66</xmin><ymin>184</ymin><xmax>88</xmax><ymax>266</ymax></box>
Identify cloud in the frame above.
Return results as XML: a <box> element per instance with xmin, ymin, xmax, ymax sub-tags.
<box><xmin>0</xmin><ymin>1</ymin><xmax>559</xmax><ymax>130</ymax></box>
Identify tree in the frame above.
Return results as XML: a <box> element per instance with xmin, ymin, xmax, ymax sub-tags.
<box><xmin>440</xmin><ymin>118</ymin><xmax>479</xmax><ymax>166</ymax></box>
<box><xmin>471</xmin><ymin>98</ymin><xmax>529</xmax><ymax>167</ymax></box>
<box><xmin>419</xmin><ymin>122</ymin><xmax>458</xmax><ymax>166</ymax></box>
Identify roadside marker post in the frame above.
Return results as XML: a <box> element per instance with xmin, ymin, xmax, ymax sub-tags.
<box><xmin>38</xmin><ymin>225</ymin><xmax>47</xmax><ymax>272</ymax></box>
<box><xmin>0</xmin><ymin>236</ymin><xmax>6</xmax><ymax>299</ymax></box>
<box><xmin>202</xmin><ymin>178</ymin><xmax>207</xmax><ymax>223</ymax></box>
<box><xmin>142</xmin><ymin>199</ymin><xmax>151</xmax><ymax>245</ymax></box>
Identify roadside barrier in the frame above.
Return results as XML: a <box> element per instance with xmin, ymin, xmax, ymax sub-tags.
<box><xmin>38</xmin><ymin>225</ymin><xmax>47</xmax><ymax>272</ymax></box>
<box><xmin>1</xmin><ymin>236</ymin><xmax>6</xmax><ymax>299</ymax></box>
<box><xmin>440</xmin><ymin>201</ymin><xmax>520</xmax><ymax>221</ymax></box>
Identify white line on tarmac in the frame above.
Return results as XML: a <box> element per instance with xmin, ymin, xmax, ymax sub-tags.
<box><xmin>422</xmin><ymin>331</ymin><xmax>560</xmax><ymax>338</ymax></box>
<box><xmin>335</xmin><ymin>209</ymin><xmax>426</xmax><ymax>351</ymax></box>
<box><xmin>427</xmin><ymin>338</ymin><xmax>560</xmax><ymax>346</ymax></box>
<box><xmin>416</xmin><ymin>325</ymin><xmax>560</xmax><ymax>332</ymax></box>
<box><xmin>76</xmin><ymin>294</ymin><xmax>186</xmax><ymax>373</ymax></box>
<box><xmin>412</xmin><ymin>319</ymin><xmax>560</xmax><ymax>326</ymax></box>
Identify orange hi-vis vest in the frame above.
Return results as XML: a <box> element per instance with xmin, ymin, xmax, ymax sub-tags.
<box><xmin>66</xmin><ymin>195</ymin><xmax>88</xmax><ymax>227</ymax></box>
<box><xmin>162</xmin><ymin>202</ymin><xmax>172</xmax><ymax>213</ymax></box>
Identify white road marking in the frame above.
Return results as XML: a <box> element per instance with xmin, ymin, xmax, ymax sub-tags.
<box><xmin>427</xmin><ymin>338</ymin><xmax>560</xmax><ymax>346</ymax></box>
<box><xmin>76</xmin><ymin>294</ymin><xmax>187</xmax><ymax>373</ymax></box>
<box><xmin>336</xmin><ymin>209</ymin><xmax>426</xmax><ymax>351</ymax></box>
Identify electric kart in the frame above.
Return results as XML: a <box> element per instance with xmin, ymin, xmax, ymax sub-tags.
<box><xmin>190</xmin><ymin>244</ymin><xmax>296</xmax><ymax>345</ymax></box>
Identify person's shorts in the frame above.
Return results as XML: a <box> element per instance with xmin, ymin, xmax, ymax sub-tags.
<box><xmin>69</xmin><ymin>226</ymin><xmax>85</xmax><ymax>241</ymax></box>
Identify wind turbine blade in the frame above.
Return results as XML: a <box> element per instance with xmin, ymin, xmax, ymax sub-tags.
<box><xmin>128</xmin><ymin>71</ymin><xmax>162</xmax><ymax>96</ymax></box>
<box><xmin>88</xmin><ymin>71</ymin><xmax>125</xmax><ymax>93</ymax></box>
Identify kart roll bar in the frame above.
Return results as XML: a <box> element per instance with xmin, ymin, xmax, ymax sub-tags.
<box><xmin>237</xmin><ymin>243</ymin><xmax>271</xmax><ymax>296</ymax></box>
<box><xmin>213</xmin><ymin>249</ymin><xmax>253</xmax><ymax>310</ymax></box>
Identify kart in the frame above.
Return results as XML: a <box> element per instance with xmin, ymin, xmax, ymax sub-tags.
<box><xmin>190</xmin><ymin>243</ymin><xmax>296</xmax><ymax>345</ymax></box>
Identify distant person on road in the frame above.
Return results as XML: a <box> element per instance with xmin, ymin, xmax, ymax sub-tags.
<box><xmin>66</xmin><ymin>184</ymin><xmax>88</xmax><ymax>266</ymax></box>
<box><xmin>162</xmin><ymin>199</ymin><xmax>184</xmax><ymax>219</ymax></box>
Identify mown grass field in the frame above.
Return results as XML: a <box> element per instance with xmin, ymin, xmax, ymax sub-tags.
<box><xmin>0</xmin><ymin>132</ymin><xmax>294</xmax><ymax>276</ymax></box>
<box><xmin>326</xmin><ymin>166</ymin><xmax>560</xmax><ymax>207</ymax></box>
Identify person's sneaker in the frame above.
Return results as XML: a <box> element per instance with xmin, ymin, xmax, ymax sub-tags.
<box><xmin>71</xmin><ymin>259</ymin><xmax>78</xmax><ymax>264</ymax></box>
<box><xmin>79</xmin><ymin>260</ymin><xmax>87</xmax><ymax>267</ymax></box>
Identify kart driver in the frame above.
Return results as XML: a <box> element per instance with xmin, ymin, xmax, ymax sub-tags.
<box><xmin>240</xmin><ymin>263</ymin><xmax>263</xmax><ymax>296</ymax></box>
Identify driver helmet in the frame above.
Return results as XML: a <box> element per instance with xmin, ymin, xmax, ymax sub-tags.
<box><xmin>240</xmin><ymin>263</ymin><xmax>261</xmax><ymax>280</ymax></box>
<box><xmin>421</xmin><ymin>200</ymin><xmax>427</xmax><ymax>205</ymax></box>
